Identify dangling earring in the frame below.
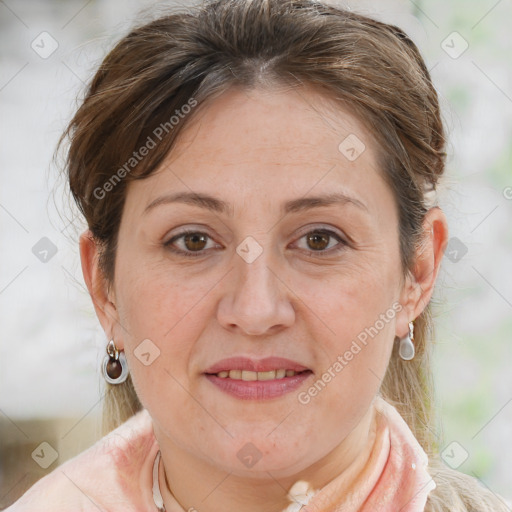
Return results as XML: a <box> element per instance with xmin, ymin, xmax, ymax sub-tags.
<box><xmin>398</xmin><ymin>321</ymin><xmax>415</xmax><ymax>361</ymax></box>
<box><xmin>102</xmin><ymin>339</ymin><xmax>129</xmax><ymax>384</ymax></box>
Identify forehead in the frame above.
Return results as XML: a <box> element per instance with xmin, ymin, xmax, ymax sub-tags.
<box><xmin>124</xmin><ymin>84</ymin><xmax>393</xmax><ymax>219</ymax></box>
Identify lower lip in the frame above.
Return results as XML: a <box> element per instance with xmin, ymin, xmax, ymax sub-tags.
<box><xmin>204</xmin><ymin>371</ymin><xmax>313</xmax><ymax>400</ymax></box>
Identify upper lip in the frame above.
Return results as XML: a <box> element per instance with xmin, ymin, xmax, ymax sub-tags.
<box><xmin>204</xmin><ymin>357</ymin><xmax>311</xmax><ymax>374</ymax></box>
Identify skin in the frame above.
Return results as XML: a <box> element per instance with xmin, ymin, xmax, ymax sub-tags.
<box><xmin>80</xmin><ymin>84</ymin><xmax>448</xmax><ymax>512</ymax></box>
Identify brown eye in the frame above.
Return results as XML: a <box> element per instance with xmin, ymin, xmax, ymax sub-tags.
<box><xmin>164</xmin><ymin>230</ymin><xmax>217</xmax><ymax>258</ymax></box>
<box><xmin>295</xmin><ymin>228</ymin><xmax>347</xmax><ymax>257</ymax></box>
<box><xmin>182</xmin><ymin>232</ymin><xmax>208</xmax><ymax>251</ymax></box>
<box><xmin>306</xmin><ymin>232</ymin><xmax>331</xmax><ymax>251</ymax></box>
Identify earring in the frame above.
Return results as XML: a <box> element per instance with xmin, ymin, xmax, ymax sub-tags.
<box><xmin>102</xmin><ymin>339</ymin><xmax>129</xmax><ymax>384</ymax></box>
<box><xmin>398</xmin><ymin>321</ymin><xmax>415</xmax><ymax>361</ymax></box>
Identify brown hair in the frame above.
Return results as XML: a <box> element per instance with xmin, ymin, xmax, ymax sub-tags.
<box><xmin>57</xmin><ymin>1</ymin><xmax>509</xmax><ymax>510</ymax></box>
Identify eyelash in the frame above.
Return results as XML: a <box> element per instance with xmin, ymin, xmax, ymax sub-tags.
<box><xmin>163</xmin><ymin>228</ymin><xmax>348</xmax><ymax>258</ymax></box>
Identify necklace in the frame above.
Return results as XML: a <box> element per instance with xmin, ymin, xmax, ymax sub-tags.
<box><xmin>151</xmin><ymin>451</ymin><xmax>317</xmax><ymax>512</ymax></box>
<box><xmin>152</xmin><ymin>450</ymin><xmax>166</xmax><ymax>511</ymax></box>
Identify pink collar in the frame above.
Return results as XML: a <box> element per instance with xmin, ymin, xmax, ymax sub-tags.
<box><xmin>287</xmin><ymin>396</ymin><xmax>436</xmax><ymax>512</ymax></box>
<box><xmin>152</xmin><ymin>396</ymin><xmax>435</xmax><ymax>512</ymax></box>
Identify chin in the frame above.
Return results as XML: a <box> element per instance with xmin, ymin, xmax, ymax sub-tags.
<box><xmin>207</xmin><ymin>439</ymin><xmax>310</xmax><ymax>477</ymax></box>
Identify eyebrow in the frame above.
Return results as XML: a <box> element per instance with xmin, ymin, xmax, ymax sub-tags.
<box><xmin>143</xmin><ymin>191</ymin><xmax>369</xmax><ymax>217</ymax></box>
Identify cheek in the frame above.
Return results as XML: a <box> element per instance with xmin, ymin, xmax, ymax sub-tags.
<box><xmin>302</xmin><ymin>259</ymin><xmax>398</xmax><ymax>404</ymax></box>
<box><xmin>116</xmin><ymin>256</ymin><xmax>208</xmax><ymax>343</ymax></box>
<box><xmin>116</xmin><ymin>269</ymin><xmax>210</xmax><ymax>435</ymax></box>
<box><xmin>114</xmin><ymin>259</ymin><xmax>233</xmax><ymax>391</ymax></box>
<box><xmin>300</xmin><ymin>303</ymin><xmax>395</xmax><ymax>440</ymax></box>
<box><xmin>305</xmin><ymin>256</ymin><xmax>398</xmax><ymax>345</ymax></box>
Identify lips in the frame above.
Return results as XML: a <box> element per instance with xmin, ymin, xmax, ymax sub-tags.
<box><xmin>204</xmin><ymin>356</ymin><xmax>311</xmax><ymax>374</ymax></box>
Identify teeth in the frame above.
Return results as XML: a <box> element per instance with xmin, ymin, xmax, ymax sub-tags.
<box><xmin>215</xmin><ymin>369</ymin><xmax>302</xmax><ymax>380</ymax></box>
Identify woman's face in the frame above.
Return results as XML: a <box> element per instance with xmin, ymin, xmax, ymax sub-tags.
<box><xmin>109</xmin><ymin>85</ymin><xmax>409</xmax><ymax>476</ymax></box>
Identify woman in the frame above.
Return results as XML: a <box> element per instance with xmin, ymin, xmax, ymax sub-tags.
<box><xmin>7</xmin><ymin>0</ymin><xmax>510</xmax><ymax>511</ymax></box>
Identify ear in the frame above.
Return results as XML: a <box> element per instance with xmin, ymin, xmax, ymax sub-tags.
<box><xmin>79</xmin><ymin>229</ymin><xmax>124</xmax><ymax>349</ymax></box>
<box><xmin>395</xmin><ymin>207</ymin><xmax>449</xmax><ymax>338</ymax></box>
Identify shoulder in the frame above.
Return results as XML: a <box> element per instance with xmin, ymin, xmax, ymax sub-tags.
<box><xmin>372</xmin><ymin>398</ymin><xmax>512</xmax><ymax>512</ymax></box>
<box><xmin>6</xmin><ymin>409</ymin><xmax>160</xmax><ymax>512</ymax></box>
<box><xmin>425</xmin><ymin>461</ymin><xmax>512</xmax><ymax>512</ymax></box>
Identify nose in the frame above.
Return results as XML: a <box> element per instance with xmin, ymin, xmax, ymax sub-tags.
<box><xmin>216</xmin><ymin>243</ymin><xmax>296</xmax><ymax>336</ymax></box>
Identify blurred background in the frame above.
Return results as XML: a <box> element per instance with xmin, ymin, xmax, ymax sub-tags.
<box><xmin>0</xmin><ymin>0</ymin><xmax>511</xmax><ymax>508</ymax></box>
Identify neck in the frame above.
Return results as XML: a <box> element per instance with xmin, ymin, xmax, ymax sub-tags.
<box><xmin>155</xmin><ymin>403</ymin><xmax>377</xmax><ymax>512</ymax></box>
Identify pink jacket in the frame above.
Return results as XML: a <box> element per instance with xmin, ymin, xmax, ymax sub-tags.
<box><xmin>6</xmin><ymin>396</ymin><xmax>436</xmax><ymax>511</ymax></box>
